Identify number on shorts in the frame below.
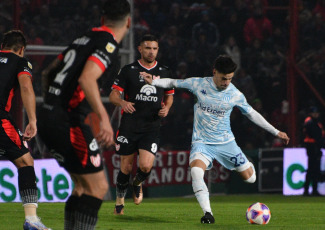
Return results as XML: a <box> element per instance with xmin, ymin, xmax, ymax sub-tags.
<box><xmin>54</xmin><ymin>49</ymin><xmax>76</xmax><ymax>85</ymax></box>
<box><xmin>151</xmin><ymin>143</ymin><xmax>157</xmax><ymax>153</ymax></box>
<box><xmin>230</xmin><ymin>153</ymin><xmax>246</xmax><ymax>167</ymax></box>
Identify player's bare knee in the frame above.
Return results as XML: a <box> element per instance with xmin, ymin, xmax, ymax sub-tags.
<box><xmin>139</xmin><ymin>165</ymin><xmax>152</xmax><ymax>173</ymax></box>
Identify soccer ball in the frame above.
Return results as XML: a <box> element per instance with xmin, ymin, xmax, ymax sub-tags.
<box><xmin>246</xmin><ymin>202</ymin><xmax>271</xmax><ymax>225</ymax></box>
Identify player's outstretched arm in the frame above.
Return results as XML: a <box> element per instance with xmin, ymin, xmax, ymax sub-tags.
<box><xmin>277</xmin><ymin>131</ymin><xmax>290</xmax><ymax>145</ymax></box>
<box><xmin>140</xmin><ymin>72</ymin><xmax>177</xmax><ymax>88</ymax></box>
<box><xmin>78</xmin><ymin>60</ymin><xmax>114</xmax><ymax>148</ymax></box>
<box><xmin>18</xmin><ymin>74</ymin><xmax>37</xmax><ymax>141</ymax></box>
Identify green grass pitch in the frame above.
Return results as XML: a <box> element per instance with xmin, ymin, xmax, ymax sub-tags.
<box><xmin>1</xmin><ymin>194</ymin><xmax>324</xmax><ymax>230</ymax></box>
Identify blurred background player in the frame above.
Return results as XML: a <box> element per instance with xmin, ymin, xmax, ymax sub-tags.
<box><xmin>37</xmin><ymin>0</ymin><xmax>131</xmax><ymax>229</ymax></box>
<box><xmin>0</xmin><ymin>30</ymin><xmax>50</xmax><ymax>230</ymax></box>
<box><xmin>141</xmin><ymin>55</ymin><xmax>289</xmax><ymax>224</ymax></box>
<box><xmin>109</xmin><ymin>34</ymin><xmax>174</xmax><ymax>215</ymax></box>
<box><xmin>303</xmin><ymin>106</ymin><xmax>325</xmax><ymax>196</ymax></box>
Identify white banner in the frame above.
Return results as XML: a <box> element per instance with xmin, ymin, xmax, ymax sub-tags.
<box><xmin>0</xmin><ymin>159</ymin><xmax>73</xmax><ymax>202</ymax></box>
<box><xmin>283</xmin><ymin>148</ymin><xmax>325</xmax><ymax>195</ymax></box>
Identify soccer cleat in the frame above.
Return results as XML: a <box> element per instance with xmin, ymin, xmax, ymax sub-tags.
<box><xmin>114</xmin><ymin>204</ymin><xmax>124</xmax><ymax>215</ymax></box>
<box><xmin>132</xmin><ymin>184</ymin><xmax>143</xmax><ymax>205</ymax></box>
<box><xmin>201</xmin><ymin>212</ymin><xmax>215</xmax><ymax>224</ymax></box>
<box><xmin>23</xmin><ymin>217</ymin><xmax>51</xmax><ymax>230</ymax></box>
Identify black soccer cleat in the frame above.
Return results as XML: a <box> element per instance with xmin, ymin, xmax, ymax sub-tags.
<box><xmin>201</xmin><ymin>212</ymin><xmax>215</xmax><ymax>224</ymax></box>
<box><xmin>114</xmin><ymin>204</ymin><xmax>124</xmax><ymax>215</ymax></box>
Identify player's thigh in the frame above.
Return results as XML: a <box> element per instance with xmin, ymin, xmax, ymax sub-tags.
<box><xmin>0</xmin><ymin>118</ymin><xmax>30</xmax><ymax>163</ymax></box>
<box><xmin>216</xmin><ymin>141</ymin><xmax>249</xmax><ymax>171</ymax></box>
<box><xmin>190</xmin><ymin>142</ymin><xmax>213</xmax><ymax>170</ymax></box>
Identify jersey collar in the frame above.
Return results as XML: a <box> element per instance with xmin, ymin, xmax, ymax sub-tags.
<box><xmin>92</xmin><ymin>25</ymin><xmax>116</xmax><ymax>40</ymax></box>
<box><xmin>138</xmin><ymin>60</ymin><xmax>157</xmax><ymax>70</ymax></box>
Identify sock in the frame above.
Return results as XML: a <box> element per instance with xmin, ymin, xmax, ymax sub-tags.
<box><xmin>133</xmin><ymin>168</ymin><xmax>151</xmax><ymax>186</ymax></box>
<box><xmin>18</xmin><ymin>166</ymin><xmax>38</xmax><ymax>218</ymax></box>
<box><xmin>191</xmin><ymin>167</ymin><xmax>212</xmax><ymax>214</ymax></box>
<box><xmin>64</xmin><ymin>195</ymin><xmax>80</xmax><ymax>230</ymax></box>
<box><xmin>244</xmin><ymin>162</ymin><xmax>256</xmax><ymax>183</ymax></box>
<box><xmin>75</xmin><ymin>194</ymin><xmax>102</xmax><ymax>230</ymax></box>
<box><xmin>116</xmin><ymin>171</ymin><xmax>130</xmax><ymax>198</ymax></box>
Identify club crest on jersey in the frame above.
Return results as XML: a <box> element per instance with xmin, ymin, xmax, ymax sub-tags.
<box><xmin>139</xmin><ymin>75</ymin><xmax>144</xmax><ymax>82</ymax></box>
<box><xmin>90</xmin><ymin>154</ymin><xmax>101</xmax><ymax>167</ymax></box>
<box><xmin>106</xmin><ymin>42</ymin><xmax>116</xmax><ymax>53</ymax></box>
<box><xmin>135</xmin><ymin>85</ymin><xmax>158</xmax><ymax>102</ymax></box>
<box><xmin>222</xmin><ymin>95</ymin><xmax>231</xmax><ymax>102</ymax></box>
<box><xmin>27</xmin><ymin>62</ymin><xmax>33</xmax><ymax>69</ymax></box>
<box><xmin>117</xmin><ymin>136</ymin><xmax>128</xmax><ymax>144</ymax></box>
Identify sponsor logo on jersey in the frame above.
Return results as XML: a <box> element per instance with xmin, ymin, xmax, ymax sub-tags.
<box><xmin>0</xmin><ymin>57</ymin><xmax>8</xmax><ymax>63</ymax></box>
<box><xmin>89</xmin><ymin>138</ymin><xmax>99</xmax><ymax>151</ymax></box>
<box><xmin>117</xmin><ymin>136</ymin><xmax>128</xmax><ymax>144</ymax></box>
<box><xmin>27</xmin><ymin>62</ymin><xmax>33</xmax><ymax>69</ymax></box>
<box><xmin>135</xmin><ymin>85</ymin><xmax>158</xmax><ymax>102</ymax></box>
<box><xmin>90</xmin><ymin>154</ymin><xmax>101</xmax><ymax>167</ymax></box>
<box><xmin>106</xmin><ymin>42</ymin><xmax>116</xmax><ymax>53</ymax></box>
<box><xmin>73</xmin><ymin>36</ymin><xmax>90</xmax><ymax>45</ymax></box>
<box><xmin>48</xmin><ymin>86</ymin><xmax>61</xmax><ymax>95</ymax></box>
<box><xmin>197</xmin><ymin>102</ymin><xmax>226</xmax><ymax>117</ymax></box>
<box><xmin>201</xmin><ymin>89</ymin><xmax>207</xmax><ymax>95</ymax></box>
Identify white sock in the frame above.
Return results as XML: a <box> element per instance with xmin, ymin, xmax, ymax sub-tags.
<box><xmin>26</xmin><ymin>215</ymin><xmax>39</xmax><ymax>222</ymax></box>
<box><xmin>191</xmin><ymin>167</ymin><xmax>212</xmax><ymax>214</ymax></box>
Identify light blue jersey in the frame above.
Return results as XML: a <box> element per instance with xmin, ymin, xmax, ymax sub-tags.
<box><xmin>174</xmin><ymin>77</ymin><xmax>252</xmax><ymax>144</ymax></box>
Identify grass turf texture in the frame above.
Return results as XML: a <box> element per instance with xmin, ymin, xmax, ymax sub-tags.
<box><xmin>1</xmin><ymin>194</ymin><xmax>324</xmax><ymax>230</ymax></box>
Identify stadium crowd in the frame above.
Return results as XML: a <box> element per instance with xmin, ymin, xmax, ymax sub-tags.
<box><xmin>0</xmin><ymin>0</ymin><xmax>324</xmax><ymax>151</ymax></box>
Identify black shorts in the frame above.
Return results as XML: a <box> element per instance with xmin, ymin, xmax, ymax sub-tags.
<box><xmin>115</xmin><ymin>128</ymin><xmax>160</xmax><ymax>156</ymax></box>
<box><xmin>37</xmin><ymin>107</ymin><xmax>103</xmax><ymax>174</ymax></box>
<box><xmin>0</xmin><ymin>118</ymin><xmax>29</xmax><ymax>161</ymax></box>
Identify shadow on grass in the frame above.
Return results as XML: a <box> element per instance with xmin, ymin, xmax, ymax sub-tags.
<box><xmin>111</xmin><ymin>214</ymin><xmax>175</xmax><ymax>224</ymax></box>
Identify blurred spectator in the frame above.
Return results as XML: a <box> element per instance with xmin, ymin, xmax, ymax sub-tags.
<box><xmin>243</xmin><ymin>4</ymin><xmax>273</xmax><ymax>45</ymax></box>
<box><xmin>191</xmin><ymin>10</ymin><xmax>220</xmax><ymax>50</ymax></box>
<box><xmin>184</xmin><ymin>50</ymin><xmax>206</xmax><ymax>77</ymax></box>
<box><xmin>313</xmin><ymin>0</ymin><xmax>325</xmax><ymax>21</ymax></box>
<box><xmin>220</xmin><ymin>35</ymin><xmax>241</xmax><ymax>70</ymax></box>
<box><xmin>143</xmin><ymin>0</ymin><xmax>167</xmax><ymax>36</ymax></box>
<box><xmin>232</xmin><ymin>68</ymin><xmax>257</xmax><ymax>104</ymax></box>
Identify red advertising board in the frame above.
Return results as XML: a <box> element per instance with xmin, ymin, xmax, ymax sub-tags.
<box><xmin>103</xmin><ymin>150</ymin><xmax>230</xmax><ymax>187</ymax></box>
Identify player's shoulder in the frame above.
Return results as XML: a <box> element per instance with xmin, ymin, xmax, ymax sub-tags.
<box><xmin>122</xmin><ymin>61</ymin><xmax>140</xmax><ymax>71</ymax></box>
<box><xmin>156</xmin><ymin>62</ymin><xmax>170</xmax><ymax>71</ymax></box>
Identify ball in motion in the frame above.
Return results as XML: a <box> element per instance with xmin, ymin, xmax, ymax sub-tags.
<box><xmin>246</xmin><ymin>202</ymin><xmax>271</xmax><ymax>225</ymax></box>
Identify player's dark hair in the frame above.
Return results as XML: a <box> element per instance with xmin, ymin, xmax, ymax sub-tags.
<box><xmin>139</xmin><ymin>34</ymin><xmax>158</xmax><ymax>45</ymax></box>
<box><xmin>213</xmin><ymin>55</ymin><xmax>237</xmax><ymax>74</ymax></box>
<box><xmin>2</xmin><ymin>30</ymin><xmax>27</xmax><ymax>52</ymax></box>
<box><xmin>101</xmin><ymin>0</ymin><xmax>130</xmax><ymax>22</ymax></box>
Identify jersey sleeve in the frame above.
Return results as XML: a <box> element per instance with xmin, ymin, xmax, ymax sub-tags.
<box><xmin>87</xmin><ymin>35</ymin><xmax>117</xmax><ymax>72</ymax></box>
<box><xmin>174</xmin><ymin>77</ymin><xmax>201</xmax><ymax>93</ymax></box>
<box><xmin>111</xmin><ymin>67</ymin><xmax>127</xmax><ymax>93</ymax></box>
<box><xmin>164</xmin><ymin>68</ymin><xmax>175</xmax><ymax>95</ymax></box>
<box><xmin>17</xmin><ymin>58</ymin><xmax>33</xmax><ymax>80</ymax></box>
<box><xmin>233</xmin><ymin>92</ymin><xmax>253</xmax><ymax>114</ymax></box>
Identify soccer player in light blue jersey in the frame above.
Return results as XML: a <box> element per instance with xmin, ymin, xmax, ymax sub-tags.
<box><xmin>141</xmin><ymin>55</ymin><xmax>290</xmax><ymax>224</ymax></box>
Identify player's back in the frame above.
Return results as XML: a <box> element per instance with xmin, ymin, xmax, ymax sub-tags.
<box><xmin>44</xmin><ymin>26</ymin><xmax>119</xmax><ymax>112</ymax></box>
<box><xmin>0</xmin><ymin>51</ymin><xmax>32</xmax><ymax>116</ymax></box>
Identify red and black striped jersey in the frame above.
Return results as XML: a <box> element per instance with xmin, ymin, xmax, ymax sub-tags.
<box><xmin>112</xmin><ymin>60</ymin><xmax>175</xmax><ymax>132</ymax></box>
<box><xmin>0</xmin><ymin>51</ymin><xmax>32</xmax><ymax>117</ymax></box>
<box><xmin>44</xmin><ymin>26</ymin><xmax>120</xmax><ymax>115</ymax></box>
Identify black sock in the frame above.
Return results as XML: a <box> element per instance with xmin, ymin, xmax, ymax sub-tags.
<box><xmin>18</xmin><ymin>166</ymin><xmax>38</xmax><ymax>205</ymax></box>
<box><xmin>116</xmin><ymin>171</ymin><xmax>130</xmax><ymax>198</ymax></box>
<box><xmin>133</xmin><ymin>168</ymin><xmax>151</xmax><ymax>186</ymax></box>
<box><xmin>64</xmin><ymin>195</ymin><xmax>80</xmax><ymax>230</ymax></box>
<box><xmin>75</xmin><ymin>194</ymin><xmax>102</xmax><ymax>230</ymax></box>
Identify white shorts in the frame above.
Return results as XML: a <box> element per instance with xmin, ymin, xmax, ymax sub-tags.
<box><xmin>189</xmin><ymin>140</ymin><xmax>250</xmax><ymax>171</ymax></box>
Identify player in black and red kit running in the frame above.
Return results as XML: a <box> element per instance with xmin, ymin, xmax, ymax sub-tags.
<box><xmin>109</xmin><ymin>34</ymin><xmax>174</xmax><ymax>215</ymax></box>
<box><xmin>0</xmin><ymin>30</ymin><xmax>50</xmax><ymax>230</ymax></box>
<box><xmin>37</xmin><ymin>1</ymin><xmax>130</xmax><ymax>229</ymax></box>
